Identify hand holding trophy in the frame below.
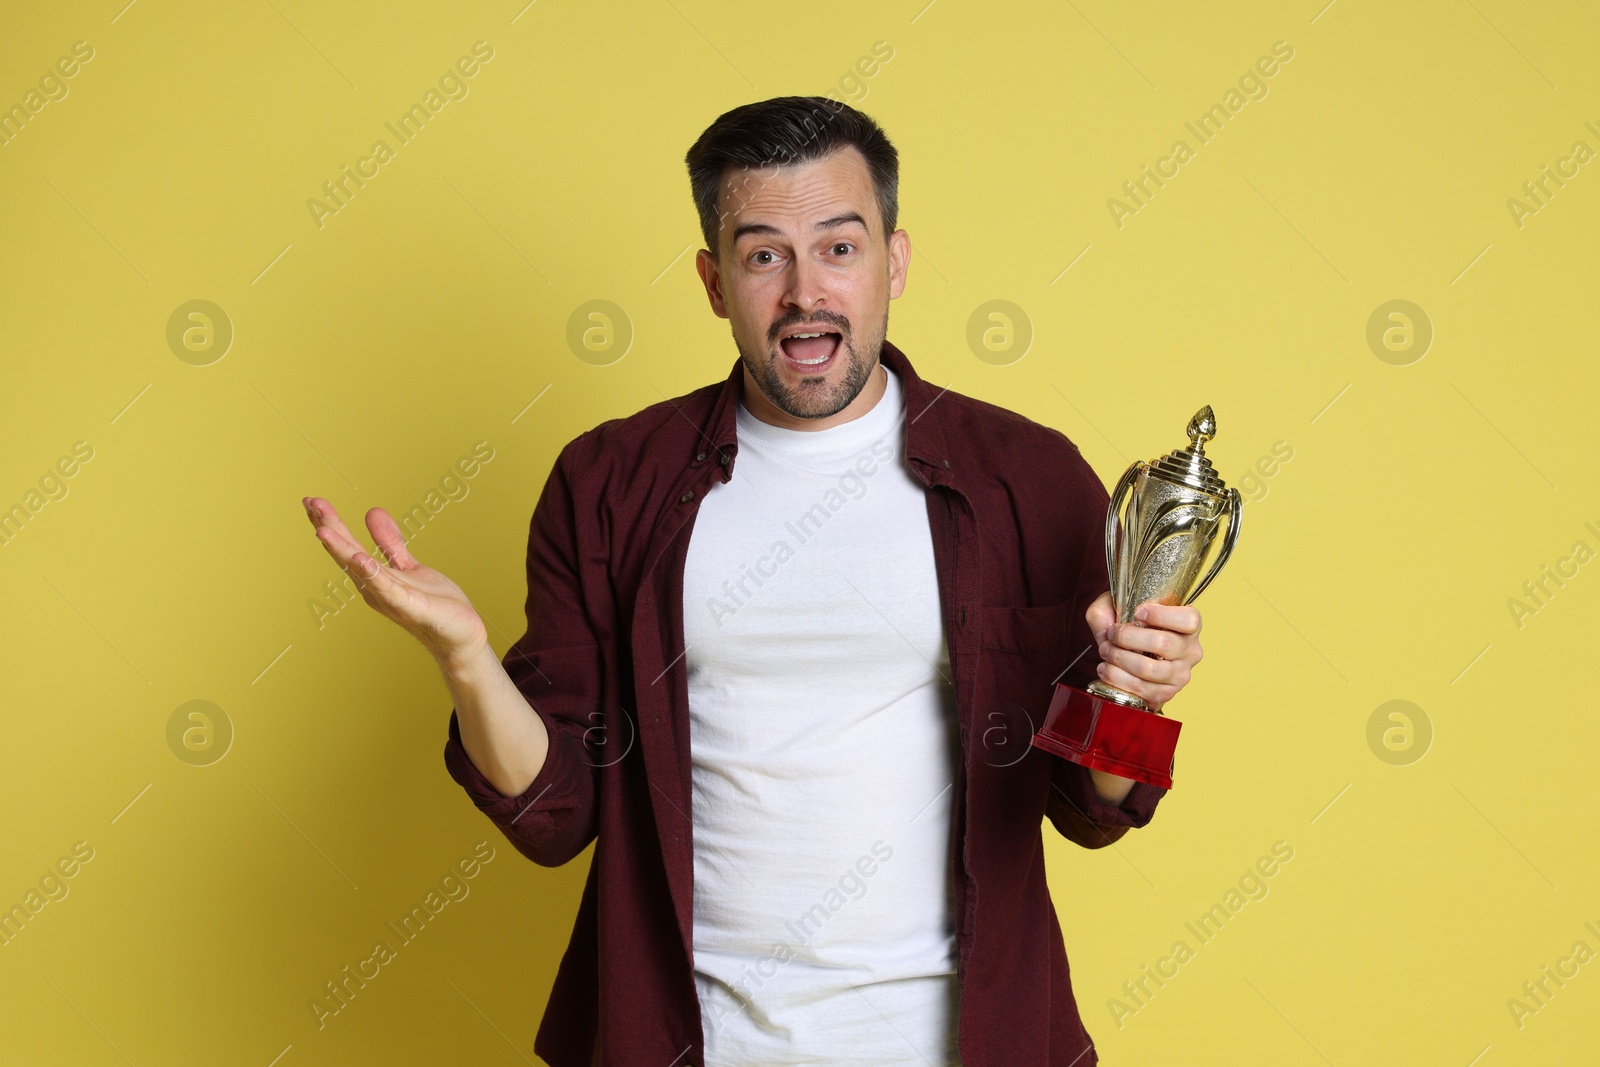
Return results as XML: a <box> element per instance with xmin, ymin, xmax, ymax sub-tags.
<box><xmin>1030</xmin><ymin>406</ymin><xmax>1243</xmax><ymax>789</ymax></box>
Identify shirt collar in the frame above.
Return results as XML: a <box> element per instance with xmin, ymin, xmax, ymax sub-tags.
<box><xmin>701</xmin><ymin>339</ymin><xmax>955</xmax><ymax>487</ymax></box>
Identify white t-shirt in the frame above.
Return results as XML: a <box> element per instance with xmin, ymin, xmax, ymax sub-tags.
<box><xmin>682</xmin><ymin>363</ymin><xmax>962</xmax><ymax>1066</ymax></box>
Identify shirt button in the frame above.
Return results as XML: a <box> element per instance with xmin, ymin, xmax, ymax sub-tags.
<box><xmin>943</xmin><ymin>459</ymin><xmax>951</xmax><ymax>469</ymax></box>
<box><xmin>719</xmin><ymin>452</ymin><xmax>730</xmax><ymax>466</ymax></box>
<box><xmin>680</xmin><ymin>491</ymin><xmax>695</xmax><ymax>503</ymax></box>
<box><xmin>695</xmin><ymin>451</ymin><xmax>706</xmax><ymax>462</ymax></box>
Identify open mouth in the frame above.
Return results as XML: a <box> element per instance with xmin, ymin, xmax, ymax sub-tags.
<box><xmin>778</xmin><ymin>330</ymin><xmax>843</xmax><ymax>372</ymax></box>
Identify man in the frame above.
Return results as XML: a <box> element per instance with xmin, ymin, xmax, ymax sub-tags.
<box><xmin>303</xmin><ymin>96</ymin><xmax>1204</xmax><ymax>1066</ymax></box>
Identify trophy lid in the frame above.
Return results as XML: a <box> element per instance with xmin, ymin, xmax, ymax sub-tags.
<box><xmin>1149</xmin><ymin>405</ymin><xmax>1228</xmax><ymax>494</ymax></box>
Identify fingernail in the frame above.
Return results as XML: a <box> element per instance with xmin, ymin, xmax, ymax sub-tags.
<box><xmin>1135</xmin><ymin>606</ymin><xmax>1148</xmax><ymax>621</ymax></box>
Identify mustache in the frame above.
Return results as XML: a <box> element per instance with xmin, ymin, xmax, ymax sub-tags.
<box><xmin>769</xmin><ymin>313</ymin><xmax>851</xmax><ymax>344</ymax></box>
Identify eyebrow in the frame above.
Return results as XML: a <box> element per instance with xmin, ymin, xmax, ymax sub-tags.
<box><xmin>730</xmin><ymin>212</ymin><xmax>869</xmax><ymax>245</ymax></box>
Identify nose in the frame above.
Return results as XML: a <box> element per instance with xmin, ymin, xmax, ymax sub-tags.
<box><xmin>781</xmin><ymin>251</ymin><xmax>831</xmax><ymax>321</ymax></box>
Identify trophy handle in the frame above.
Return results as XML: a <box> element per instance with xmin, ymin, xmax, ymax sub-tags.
<box><xmin>1103</xmin><ymin>462</ymin><xmax>1141</xmax><ymax>609</ymax></box>
<box><xmin>1183</xmin><ymin>486</ymin><xmax>1242</xmax><ymax>606</ymax></box>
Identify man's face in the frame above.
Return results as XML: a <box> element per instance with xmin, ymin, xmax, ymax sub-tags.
<box><xmin>695</xmin><ymin>145</ymin><xmax>910</xmax><ymax>426</ymax></box>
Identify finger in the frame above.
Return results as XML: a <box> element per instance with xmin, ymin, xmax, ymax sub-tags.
<box><xmin>306</xmin><ymin>497</ymin><xmax>396</xmax><ymax>571</ymax></box>
<box><xmin>317</xmin><ymin>520</ymin><xmax>402</xmax><ymax>601</ymax></box>
<box><xmin>1084</xmin><ymin>590</ymin><xmax>1114</xmax><ymax>639</ymax></box>
<box><xmin>366</xmin><ymin>507</ymin><xmax>419</xmax><ymax>570</ymax></box>
<box><xmin>1106</xmin><ymin>622</ymin><xmax>1186</xmax><ymax>660</ymax></box>
<box><xmin>1098</xmin><ymin>642</ymin><xmax>1183</xmax><ymax>685</ymax></box>
<box><xmin>1133</xmin><ymin>600</ymin><xmax>1201</xmax><ymax>634</ymax></box>
<box><xmin>1095</xmin><ymin>659</ymin><xmax>1178</xmax><ymax>707</ymax></box>
<box><xmin>304</xmin><ymin>497</ymin><xmax>366</xmax><ymax>555</ymax></box>
<box><xmin>303</xmin><ymin>498</ymin><xmax>395</xmax><ymax>592</ymax></box>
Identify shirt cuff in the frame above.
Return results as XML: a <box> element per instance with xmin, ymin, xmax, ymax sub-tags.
<box><xmin>1053</xmin><ymin>758</ymin><xmax>1167</xmax><ymax>831</ymax></box>
<box><xmin>442</xmin><ymin>704</ymin><xmax>584</xmax><ymax>824</ymax></box>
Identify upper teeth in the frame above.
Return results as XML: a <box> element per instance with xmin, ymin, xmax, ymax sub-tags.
<box><xmin>790</xmin><ymin>332</ymin><xmax>828</xmax><ymax>339</ymax></box>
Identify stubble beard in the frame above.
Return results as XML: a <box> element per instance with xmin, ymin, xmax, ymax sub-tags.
<box><xmin>735</xmin><ymin>308</ymin><xmax>888</xmax><ymax>421</ymax></box>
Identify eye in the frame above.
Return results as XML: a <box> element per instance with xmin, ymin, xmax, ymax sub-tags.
<box><xmin>830</xmin><ymin>242</ymin><xmax>854</xmax><ymax>256</ymax></box>
<box><xmin>750</xmin><ymin>250</ymin><xmax>777</xmax><ymax>265</ymax></box>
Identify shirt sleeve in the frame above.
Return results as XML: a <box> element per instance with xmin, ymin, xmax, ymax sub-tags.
<box><xmin>1043</xmin><ymin>443</ymin><xmax>1169</xmax><ymax>849</ymax></box>
<box><xmin>442</xmin><ymin>436</ymin><xmax>606</xmax><ymax>868</ymax></box>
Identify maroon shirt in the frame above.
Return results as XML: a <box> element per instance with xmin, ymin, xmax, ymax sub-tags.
<box><xmin>443</xmin><ymin>339</ymin><xmax>1168</xmax><ymax>1066</ymax></box>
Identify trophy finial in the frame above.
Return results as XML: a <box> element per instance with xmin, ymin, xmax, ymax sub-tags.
<box><xmin>1187</xmin><ymin>405</ymin><xmax>1217</xmax><ymax>454</ymax></box>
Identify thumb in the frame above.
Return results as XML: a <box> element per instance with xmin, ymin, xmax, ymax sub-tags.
<box><xmin>366</xmin><ymin>507</ymin><xmax>420</xmax><ymax>570</ymax></box>
<box><xmin>1084</xmin><ymin>589</ymin><xmax>1114</xmax><ymax>638</ymax></box>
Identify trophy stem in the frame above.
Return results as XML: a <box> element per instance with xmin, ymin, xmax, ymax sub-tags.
<box><xmin>1086</xmin><ymin>679</ymin><xmax>1149</xmax><ymax>711</ymax></box>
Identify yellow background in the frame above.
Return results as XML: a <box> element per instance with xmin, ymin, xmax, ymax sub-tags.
<box><xmin>2</xmin><ymin>0</ymin><xmax>1596</xmax><ymax>1063</ymax></box>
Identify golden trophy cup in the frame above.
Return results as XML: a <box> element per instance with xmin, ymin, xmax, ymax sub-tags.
<box><xmin>1030</xmin><ymin>406</ymin><xmax>1243</xmax><ymax>789</ymax></box>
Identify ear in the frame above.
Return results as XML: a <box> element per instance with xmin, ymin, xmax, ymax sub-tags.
<box><xmin>695</xmin><ymin>248</ymin><xmax>730</xmax><ymax>319</ymax></box>
<box><xmin>887</xmin><ymin>228</ymin><xmax>911</xmax><ymax>300</ymax></box>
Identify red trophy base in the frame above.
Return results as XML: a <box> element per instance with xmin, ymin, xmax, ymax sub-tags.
<box><xmin>1031</xmin><ymin>683</ymin><xmax>1181</xmax><ymax>790</ymax></box>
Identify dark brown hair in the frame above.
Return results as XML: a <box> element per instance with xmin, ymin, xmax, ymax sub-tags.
<box><xmin>684</xmin><ymin>96</ymin><xmax>899</xmax><ymax>257</ymax></box>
